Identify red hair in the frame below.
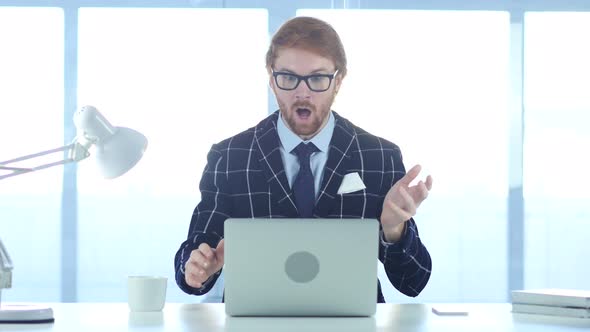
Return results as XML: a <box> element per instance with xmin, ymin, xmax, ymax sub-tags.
<box><xmin>265</xmin><ymin>16</ymin><xmax>347</xmax><ymax>77</ymax></box>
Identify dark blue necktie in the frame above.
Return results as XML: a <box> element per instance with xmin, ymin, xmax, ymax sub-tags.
<box><xmin>292</xmin><ymin>142</ymin><xmax>319</xmax><ymax>218</ymax></box>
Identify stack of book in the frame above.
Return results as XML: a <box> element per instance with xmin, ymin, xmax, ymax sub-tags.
<box><xmin>511</xmin><ymin>289</ymin><xmax>590</xmax><ymax>319</ymax></box>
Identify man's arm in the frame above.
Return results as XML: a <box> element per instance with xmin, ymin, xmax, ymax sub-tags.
<box><xmin>378</xmin><ymin>219</ymin><xmax>432</xmax><ymax>297</ymax></box>
<box><xmin>377</xmin><ymin>148</ymin><xmax>432</xmax><ymax>297</ymax></box>
<box><xmin>174</xmin><ymin>145</ymin><xmax>232</xmax><ymax>296</ymax></box>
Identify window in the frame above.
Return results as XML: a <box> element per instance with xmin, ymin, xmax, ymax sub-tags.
<box><xmin>0</xmin><ymin>7</ymin><xmax>64</xmax><ymax>302</ymax></box>
<box><xmin>76</xmin><ymin>8</ymin><xmax>268</xmax><ymax>301</ymax></box>
<box><xmin>299</xmin><ymin>9</ymin><xmax>510</xmax><ymax>302</ymax></box>
<box><xmin>523</xmin><ymin>12</ymin><xmax>590</xmax><ymax>290</ymax></box>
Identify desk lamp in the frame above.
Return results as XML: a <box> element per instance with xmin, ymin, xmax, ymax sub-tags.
<box><xmin>0</xmin><ymin>105</ymin><xmax>148</xmax><ymax>323</ymax></box>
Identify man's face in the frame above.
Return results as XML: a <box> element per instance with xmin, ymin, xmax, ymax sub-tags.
<box><xmin>269</xmin><ymin>48</ymin><xmax>342</xmax><ymax>140</ymax></box>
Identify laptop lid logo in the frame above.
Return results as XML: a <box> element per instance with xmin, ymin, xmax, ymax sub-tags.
<box><xmin>285</xmin><ymin>251</ymin><xmax>320</xmax><ymax>283</ymax></box>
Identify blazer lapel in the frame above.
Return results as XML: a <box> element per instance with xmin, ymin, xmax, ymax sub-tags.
<box><xmin>314</xmin><ymin>112</ymin><xmax>357</xmax><ymax>217</ymax></box>
<box><xmin>254</xmin><ymin>112</ymin><xmax>298</xmax><ymax>217</ymax></box>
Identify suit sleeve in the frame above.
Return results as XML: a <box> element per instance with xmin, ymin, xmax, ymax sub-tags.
<box><xmin>377</xmin><ymin>148</ymin><xmax>432</xmax><ymax>297</ymax></box>
<box><xmin>174</xmin><ymin>144</ymin><xmax>232</xmax><ymax>296</ymax></box>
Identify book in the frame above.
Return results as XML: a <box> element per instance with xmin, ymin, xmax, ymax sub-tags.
<box><xmin>511</xmin><ymin>289</ymin><xmax>590</xmax><ymax>308</ymax></box>
<box><xmin>512</xmin><ymin>303</ymin><xmax>590</xmax><ymax>319</ymax></box>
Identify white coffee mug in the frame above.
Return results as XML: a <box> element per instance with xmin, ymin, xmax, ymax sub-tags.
<box><xmin>127</xmin><ymin>276</ymin><xmax>168</xmax><ymax>312</ymax></box>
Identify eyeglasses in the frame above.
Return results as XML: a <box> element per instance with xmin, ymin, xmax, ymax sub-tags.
<box><xmin>272</xmin><ymin>69</ymin><xmax>339</xmax><ymax>92</ymax></box>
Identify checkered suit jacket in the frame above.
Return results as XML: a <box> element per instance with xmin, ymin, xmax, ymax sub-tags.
<box><xmin>174</xmin><ymin>111</ymin><xmax>431</xmax><ymax>303</ymax></box>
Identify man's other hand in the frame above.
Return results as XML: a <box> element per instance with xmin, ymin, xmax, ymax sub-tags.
<box><xmin>184</xmin><ymin>239</ymin><xmax>225</xmax><ymax>288</ymax></box>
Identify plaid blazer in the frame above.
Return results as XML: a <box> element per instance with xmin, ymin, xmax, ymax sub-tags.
<box><xmin>175</xmin><ymin>111</ymin><xmax>431</xmax><ymax>303</ymax></box>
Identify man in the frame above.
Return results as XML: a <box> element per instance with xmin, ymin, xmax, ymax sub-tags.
<box><xmin>175</xmin><ymin>16</ymin><xmax>433</xmax><ymax>303</ymax></box>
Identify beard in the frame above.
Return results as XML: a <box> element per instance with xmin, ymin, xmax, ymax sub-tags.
<box><xmin>278</xmin><ymin>95</ymin><xmax>335</xmax><ymax>140</ymax></box>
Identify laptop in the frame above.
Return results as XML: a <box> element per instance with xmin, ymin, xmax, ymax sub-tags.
<box><xmin>224</xmin><ymin>218</ymin><xmax>379</xmax><ymax>317</ymax></box>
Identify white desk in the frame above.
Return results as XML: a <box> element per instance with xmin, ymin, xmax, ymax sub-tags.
<box><xmin>0</xmin><ymin>303</ymin><xmax>589</xmax><ymax>331</ymax></box>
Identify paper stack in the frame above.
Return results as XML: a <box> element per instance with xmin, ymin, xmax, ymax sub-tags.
<box><xmin>511</xmin><ymin>289</ymin><xmax>590</xmax><ymax>319</ymax></box>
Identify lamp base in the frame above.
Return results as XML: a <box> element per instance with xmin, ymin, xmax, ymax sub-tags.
<box><xmin>0</xmin><ymin>304</ymin><xmax>54</xmax><ymax>324</ymax></box>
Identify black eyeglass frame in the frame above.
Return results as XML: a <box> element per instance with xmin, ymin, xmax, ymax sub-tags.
<box><xmin>271</xmin><ymin>69</ymin><xmax>339</xmax><ymax>92</ymax></box>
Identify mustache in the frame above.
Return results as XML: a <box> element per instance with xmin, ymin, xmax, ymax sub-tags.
<box><xmin>292</xmin><ymin>101</ymin><xmax>315</xmax><ymax>110</ymax></box>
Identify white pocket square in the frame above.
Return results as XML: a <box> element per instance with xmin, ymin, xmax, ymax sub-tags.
<box><xmin>337</xmin><ymin>172</ymin><xmax>366</xmax><ymax>194</ymax></box>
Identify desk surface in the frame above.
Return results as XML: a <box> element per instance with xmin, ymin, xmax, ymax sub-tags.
<box><xmin>1</xmin><ymin>303</ymin><xmax>589</xmax><ymax>332</ymax></box>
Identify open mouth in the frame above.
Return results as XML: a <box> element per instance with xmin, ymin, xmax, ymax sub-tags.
<box><xmin>296</xmin><ymin>108</ymin><xmax>312</xmax><ymax>119</ymax></box>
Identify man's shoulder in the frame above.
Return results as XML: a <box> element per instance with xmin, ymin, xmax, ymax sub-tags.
<box><xmin>333</xmin><ymin>111</ymin><xmax>400</xmax><ymax>152</ymax></box>
<box><xmin>211</xmin><ymin>111</ymin><xmax>279</xmax><ymax>150</ymax></box>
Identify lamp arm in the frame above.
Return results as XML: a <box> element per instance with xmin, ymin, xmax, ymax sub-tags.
<box><xmin>0</xmin><ymin>238</ymin><xmax>13</xmax><ymax>290</ymax></box>
<box><xmin>0</xmin><ymin>141</ymin><xmax>91</xmax><ymax>181</ymax></box>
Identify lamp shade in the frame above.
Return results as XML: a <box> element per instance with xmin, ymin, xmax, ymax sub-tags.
<box><xmin>74</xmin><ymin>105</ymin><xmax>147</xmax><ymax>179</ymax></box>
<box><xmin>95</xmin><ymin>127</ymin><xmax>147</xmax><ymax>179</ymax></box>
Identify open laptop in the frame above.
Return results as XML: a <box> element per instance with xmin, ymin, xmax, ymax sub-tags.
<box><xmin>224</xmin><ymin>218</ymin><xmax>379</xmax><ymax>317</ymax></box>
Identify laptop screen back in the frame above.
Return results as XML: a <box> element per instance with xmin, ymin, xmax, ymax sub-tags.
<box><xmin>224</xmin><ymin>218</ymin><xmax>379</xmax><ymax>316</ymax></box>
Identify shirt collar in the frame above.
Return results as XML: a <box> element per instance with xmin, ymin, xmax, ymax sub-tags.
<box><xmin>277</xmin><ymin>110</ymin><xmax>335</xmax><ymax>154</ymax></box>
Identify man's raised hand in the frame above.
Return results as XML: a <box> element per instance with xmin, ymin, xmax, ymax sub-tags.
<box><xmin>380</xmin><ymin>165</ymin><xmax>432</xmax><ymax>241</ymax></box>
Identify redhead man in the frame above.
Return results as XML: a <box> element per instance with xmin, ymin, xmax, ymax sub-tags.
<box><xmin>175</xmin><ymin>16</ymin><xmax>433</xmax><ymax>303</ymax></box>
